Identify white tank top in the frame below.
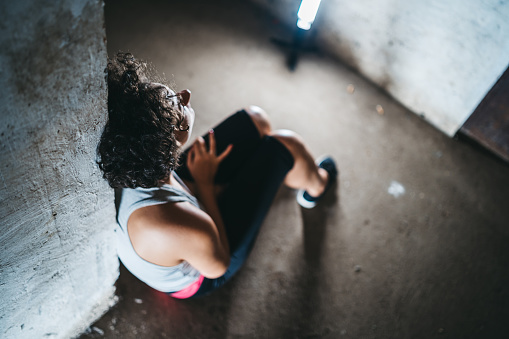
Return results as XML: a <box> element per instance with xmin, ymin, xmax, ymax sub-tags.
<box><xmin>115</xmin><ymin>173</ymin><xmax>201</xmax><ymax>292</ymax></box>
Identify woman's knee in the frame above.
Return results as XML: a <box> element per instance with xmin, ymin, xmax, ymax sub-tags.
<box><xmin>269</xmin><ymin>129</ymin><xmax>306</xmax><ymax>156</ymax></box>
<box><xmin>244</xmin><ymin>105</ymin><xmax>272</xmax><ymax>137</ymax></box>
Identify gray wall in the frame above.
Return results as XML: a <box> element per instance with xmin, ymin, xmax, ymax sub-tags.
<box><xmin>253</xmin><ymin>0</ymin><xmax>509</xmax><ymax>136</ymax></box>
<box><xmin>0</xmin><ymin>1</ymin><xmax>118</xmax><ymax>338</ymax></box>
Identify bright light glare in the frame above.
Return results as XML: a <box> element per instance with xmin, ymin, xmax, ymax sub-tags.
<box><xmin>297</xmin><ymin>0</ymin><xmax>322</xmax><ymax>30</ymax></box>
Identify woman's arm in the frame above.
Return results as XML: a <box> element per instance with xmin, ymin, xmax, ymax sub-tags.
<box><xmin>128</xmin><ymin>200</ymin><xmax>230</xmax><ymax>279</ymax></box>
<box><xmin>193</xmin><ymin>182</ymin><xmax>230</xmax><ymax>265</ymax></box>
<box><xmin>185</xmin><ymin>130</ymin><xmax>233</xmax><ymax>276</ymax></box>
<box><xmin>167</xmin><ymin>201</ymin><xmax>231</xmax><ymax>279</ymax></box>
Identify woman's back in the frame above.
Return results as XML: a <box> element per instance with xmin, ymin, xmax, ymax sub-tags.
<box><xmin>116</xmin><ymin>178</ymin><xmax>201</xmax><ymax>293</ymax></box>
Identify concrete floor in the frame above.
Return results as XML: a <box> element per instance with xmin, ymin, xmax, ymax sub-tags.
<box><xmin>80</xmin><ymin>0</ymin><xmax>509</xmax><ymax>338</ymax></box>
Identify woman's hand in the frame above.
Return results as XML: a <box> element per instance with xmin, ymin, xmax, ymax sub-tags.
<box><xmin>186</xmin><ymin>130</ymin><xmax>233</xmax><ymax>187</ymax></box>
<box><xmin>184</xmin><ymin>130</ymin><xmax>232</xmax><ymax>273</ymax></box>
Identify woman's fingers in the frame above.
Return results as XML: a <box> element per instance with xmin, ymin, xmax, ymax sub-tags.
<box><xmin>195</xmin><ymin>136</ymin><xmax>206</xmax><ymax>154</ymax></box>
<box><xmin>189</xmin><ymin>132</ymin><xmax>231</xmax><ymax>163</ymax></box>
<box><xmin>217</xmin><ymin>144</ymin><xmax>233</xmax><ymax>162</ymax></box>
<box><xmin>206</xmin><ymin>129</ymin><xmax>232</xmax><ymax>162</ymax></box>
<box><xmin>186</xmin><ymin>145</ymin><xmax>195</xmax><ymax>167</ymax></box>
<box><xmin>208</xmin><ymin>129</ymin><xmax>216</xmax><ymax>155</ymax></box>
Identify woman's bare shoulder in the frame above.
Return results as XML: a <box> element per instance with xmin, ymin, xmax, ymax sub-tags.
<box><xmin>127</xmin><ymin>201</ymin><xmax>214</xmax><ymax>267</ymax></box>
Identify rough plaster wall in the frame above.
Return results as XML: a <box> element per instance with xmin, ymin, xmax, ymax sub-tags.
<box><xmin>252</xmin><ymin>0</ymin><xmax>509</xmax><ymax>136</ymax></box>
<box><xmin>0</xmin><ymin>0</ymin><xmax>118</xmax><ymax>338</ymax></box>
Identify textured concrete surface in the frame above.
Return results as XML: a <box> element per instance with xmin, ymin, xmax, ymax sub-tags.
<box><xmin>253</xmin><ymin>0</ymin><xmax>509</xmax><ymax>136</ymax></box>
<box><xmin>0</xmin><ymin>1</ymin><xmax>118</xmax><ymax>338</ymax></box>
<box><xmin>81</xmin><ymin>0</ymin><xmax>509</xmax><ymax>338</ymax></box>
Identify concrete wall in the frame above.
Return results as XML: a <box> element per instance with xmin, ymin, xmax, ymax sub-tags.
<box><xmin>252</xmin><ymin>0</ymin><xmax>509</xmax><ymax>136</ymax></box>
<box><xmin>0</xmin><ymin>1</ymin><xmax>118</xmax><ymax>338</ymax></box>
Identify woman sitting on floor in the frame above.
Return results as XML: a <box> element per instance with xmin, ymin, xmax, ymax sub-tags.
<box><xmin>97</xmin><ymin>52</ymin><xmax>337</xmax><ymax>298</ymax></box>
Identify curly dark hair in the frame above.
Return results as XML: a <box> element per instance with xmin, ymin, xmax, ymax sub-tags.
<box><xmin>97</xmin><ymin>52</ymin><xmax>185</xmax><ymax>188</ymax></box>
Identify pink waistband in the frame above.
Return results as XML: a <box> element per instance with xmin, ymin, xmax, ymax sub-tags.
<box><xmin>170</xmin><ymin>275</ymin><xmax>205</xmax><ymax>299</ymax></box>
